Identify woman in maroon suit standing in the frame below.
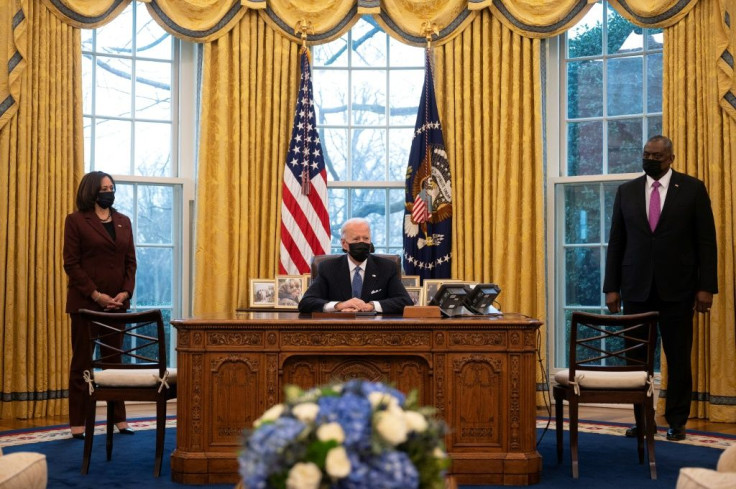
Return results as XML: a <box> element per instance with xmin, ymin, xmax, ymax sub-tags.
<box><xmin>63</xmin><ymin>171</ymin><xmax>137</xmax><ymax>439</ymax></box>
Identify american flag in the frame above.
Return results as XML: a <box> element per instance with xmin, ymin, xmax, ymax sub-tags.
<box><xmin>403</xmin><ymin>48</ymin><xmax>452</xmax><ymax>280</ymax></box>
<box><xmin>279</xmin><ymin>48</ymin><xmax>330</xmax><ymax>275</ymax></box>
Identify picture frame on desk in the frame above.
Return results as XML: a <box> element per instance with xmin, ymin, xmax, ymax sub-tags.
<box><xmin>405</xmin><ymin>286</ymin><xmax>423</xmax><ymax>306</ymax></box>
<box><xmin>423</xmin><ymin>279</ymin><xmax>463</xmax><ymax>306</ymax></box>
<box><xmin>275</xmin><ymin>275</ymin><xmax>307</xmax><ymax>309</ymax></box>
<box><xmin>249</xmin><ymin>279</ymin><xmax>275</xmax><ymax>308</ymax></box>
<box><xmin>401</xmin><ymin>275</ymin><xmax>420</xmax><ymax>288</ymax></box>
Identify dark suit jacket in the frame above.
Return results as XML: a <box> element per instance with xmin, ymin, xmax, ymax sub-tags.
<box><xmin>298</xmin><ymin>254</ymin><xmax>412</xmax><ymax>314</ymax></box>
<box><xmin>63</xmin><ymin>209</ymin><xmax>137</xmax><ymax>313</ymax></box>
<box><xmin>603</xmin><ymin>170</ymin><xmax>718</xmax><ymax>303</ymax></box>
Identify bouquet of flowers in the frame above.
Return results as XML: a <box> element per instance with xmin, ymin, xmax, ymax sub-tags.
<box><xmin>239</xmin><ymin>380</ymin><xmax>449</xmax><ymax>489</ymax></box>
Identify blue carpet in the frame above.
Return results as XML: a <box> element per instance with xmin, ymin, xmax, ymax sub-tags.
<box><xmin>1</xmin><ymin>424</ymin><xmax>728</xmax><ymax>488</ymax></box>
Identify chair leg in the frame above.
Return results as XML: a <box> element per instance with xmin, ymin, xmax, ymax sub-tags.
<box><xmin>569</xmin><ymin>398</ymin><xmax>579</xmax><ymax>479</ymax></box>
<box><xmin>645</xmin><ymin>399</ymin><xmax>657</xmax><ymax>480</ymax></box>
<box><xmin>106</xmin><ymin>402</ymin><xmax>115</xmax><ymax>461</ymax></box>
<box><xmin>81</xmin><ymin>396</ymin><xmax>96</xmax><ymax>474</ymax></box>
<box><xmin>554</xmin><ymin>391</ymin><xmax>564</xmax><ymax>464</ymax></box>
<box><xmin>154</xmin><ymin>398</ymin><xmax>166</xmax><ymax>477</ymax></box>
<box><xmin>634</xmin><ymin>403</ymin><xmax>644</xmax><ymax>463</ymax></box>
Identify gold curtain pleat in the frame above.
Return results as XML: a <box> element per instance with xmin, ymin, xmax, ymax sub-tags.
<box><xmin>193</xmin><ymin>12</ymin><xmax>297</xmax><ymax>314</ymax></box>
<box><xmin>434</xmin><ymin>11</ymin><xmax>547</xmax><ymax>401</ymax></box>
<box><xmin>660</xmin><ymin>0</ymin><xmax>736</xmax><ymax>422</ymax></box>
<box><xmin>0</xmin><ymin>0</ymin><xmax>82</xmax><ymax>419</ymax></box>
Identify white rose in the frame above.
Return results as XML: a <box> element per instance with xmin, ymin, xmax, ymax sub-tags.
<box><xmin>254</xmin><ymin>403</ymin><xmax>284</xmax><ymax>427</ymax></box>
<box><xmin>368</xmin><ymin>391</ymin><xmax>399</xmax><ymax>409</ymax></box>
<box><xmin>374</xmin><ymin>409</ymin><xmax>408</xmax><ymax>445</ymax></box>
<box><xmin>404</xmin><ymin>410</ymin><xmax>428</xmax><ymax>433</ymax></box>
<box><xmin>286</xmin><ymin>462</ymin><xmax>322</xmax><ymax>489</ymax></box>
<box><xmin>316</xmin><ymin>422</ymin><xmax>345</xmax><ymax>443</ymax></box>
<box><xmin>433</xmin><ymin>447</ymin><xmax>447</xmax><ymax>459</ymax></box>
<box><xmin>292</xmin><ymin>402</ymin><xmax>320</xmax><ymax>423</ymax></box>
<box><xmin>325</xmin><ymin>446</ymin><xmax>351</xmax><ymax>478</ymax></box>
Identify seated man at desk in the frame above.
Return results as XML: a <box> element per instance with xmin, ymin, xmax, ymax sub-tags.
<box><xmin>298</xmin><ymin>218</ymin><xmax>412</xmax><ymax>314</ymax></box>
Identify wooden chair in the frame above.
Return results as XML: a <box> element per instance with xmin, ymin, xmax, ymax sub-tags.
<box><xmin>310</xmin><ymin>253</ymin><xmax>402</xmax><ymax>280</ymax></box>
<box><xmin>552</xmin><ymin>311</ymin><xmax>659</xmax><ymax>479</ymax></box>
<box><xmin>78</xmin><ymin>309</ymin><xmax>177</xmax><ymax>477</ymax></box>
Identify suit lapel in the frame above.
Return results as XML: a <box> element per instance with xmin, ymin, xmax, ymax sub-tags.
<box><xmin>658</xmin><ymin>170</ymin><xmax>682</xmax><ymax>226</ymax></box>
<box><xmin>632</xmin><ymin>176</ymin><xmax>649</xmax><ymax>231</ymax></box>
<box><xmin>84</xmin><ymin>210</ymin><xmax>115</xmax><ymax>244</ymax></box>
<box><xmin>338</xmin><ymin>255</ymin><xmax>353</xmax><ymax>301</ymax></box>
<box><xmin>361</xmin><ymin>256</ymin><xmax>379</xmax><ymax>301</ymax></box>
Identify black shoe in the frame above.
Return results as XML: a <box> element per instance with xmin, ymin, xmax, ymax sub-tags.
<box><xmin>71</xmin><ymin>432</ymin><xmax>85</xmax><ymax>440</ymax></box>
<box><xmin>624</xmin><ymin>426</ymin><xmax>638</xmax><ymax>438</ymax></box>
<box><xmin>117</xmin><ymin>427</ymin><xmax>135</xmax><ymax>435</ymax></box>
<box><xmin>666</xmin><ymin>426</ymin><xmax>686</xmax><ymax>441</ymax></box>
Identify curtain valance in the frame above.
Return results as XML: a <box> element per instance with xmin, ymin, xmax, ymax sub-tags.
<box><xmin>41</xmin><ymin>0</ymin><xmax>130</xmax><ymax>28</ymax></box>
<box><xmin>0</xmin><ymin>0</ymin><xmax>27</xmax><ymax>128</ymax></box>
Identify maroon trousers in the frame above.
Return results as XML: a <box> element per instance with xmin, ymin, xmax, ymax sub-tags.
<box><xmin>68</xmin><ymin>313</ymin><xmax>126</xmax><ymax>427</ymax></box>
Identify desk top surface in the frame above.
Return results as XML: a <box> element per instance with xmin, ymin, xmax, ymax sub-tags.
<box><xmin>171</xmin><ymin>311</ymin><xmax>541</xmax><ymax>329</ymax></box>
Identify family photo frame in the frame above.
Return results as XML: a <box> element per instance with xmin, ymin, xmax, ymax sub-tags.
<box><xmin>274</xmin><ymin>275</ymin><xmax>308</xmax><ymax>309</ymax></box>
<box><xmin>249</xmin><ymin>279</ymin><xmax>275</xmax><ymax>308</ymax></box>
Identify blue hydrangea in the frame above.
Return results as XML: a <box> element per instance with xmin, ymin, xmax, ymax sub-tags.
<box><xmin>317</xmin><ymin>392</ymin><xmax>373</xmax><ymax>452</ymax></box>
<box><xmin>343</xmin><ymin>380</ymin><xmax>406</xmax><ymax>407</ymax></box>
<box><xmin>335</xmin><ymin>450</ymin><xmax>419</xmax><ymax>489</ymax></box>
<box><xmin>240</xmin><ymin>416</ymin><xmax>306</xmax><ymax>488</ymax></box>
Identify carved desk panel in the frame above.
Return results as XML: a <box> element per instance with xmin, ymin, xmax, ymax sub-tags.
<box><xmin>171</xmin><ymin>312</ymin><xmax>542</xmax><ymax>486</ymax></box>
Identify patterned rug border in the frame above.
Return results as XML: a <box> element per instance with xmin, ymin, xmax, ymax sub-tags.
<box><xmin>536</xmin><ymin>417</ymin><xmax>736</xmax><ymax>449</ymax></box>
<box><xmin>0</xmin><ymin>417</ymin><xmax>176</xmax><ymax>447</ymax></box>
<box><xmin>1</xmin><ymin>416</ymin><xmax>733</xmax><ymax>449</ymax></box>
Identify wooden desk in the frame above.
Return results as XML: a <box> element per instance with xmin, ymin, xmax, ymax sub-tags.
<box><xmin>171</xmin><ymin>312</ymin><xmax>542</xmax><ymax>486</ymax></box>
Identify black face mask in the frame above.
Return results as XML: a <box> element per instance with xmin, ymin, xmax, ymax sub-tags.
<box><xmin>347</xmin><ymin>242</ymin><xmax>373</xmax><ymax>262</ymax></box>
<box><xmin>642</xmin><ymin>158</ymin><xmax>664</xmax><ymax>179</ymax></box>
<box><xmin>96</xmin><ymin>191</ymin><xmax>115</xmax><ymax>209</ymax></box>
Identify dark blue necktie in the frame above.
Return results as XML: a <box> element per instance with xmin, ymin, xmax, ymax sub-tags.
<box><xmin>352</xmin><ymin>267</ymin><xmax>363</xmax><ymax>298</ymax></box>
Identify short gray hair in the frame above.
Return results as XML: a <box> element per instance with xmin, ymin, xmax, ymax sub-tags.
<box><xmin>341</xmin><ymin>217</ymin><xmax>370</xmax><ymax>238</ymax></box>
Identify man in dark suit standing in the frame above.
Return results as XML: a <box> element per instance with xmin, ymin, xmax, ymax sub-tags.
<box><xmin>603</xmin><ymin>135</ymin><xmax>718</xmax><ymax>441</ymax></box>
<box><xmin>299</xmin><ymin>218</ymin><xmax>412</xmax><ymax>314</ymax></box>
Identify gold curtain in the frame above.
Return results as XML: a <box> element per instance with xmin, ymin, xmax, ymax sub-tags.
<box><xmin>0</xmin><ymin>0</ymin><xmax>82</xmax><ymax>419</ymax></box>
<box><xmin>193</xmin><ymin>12</ymin><xmax>298</xmax><ymax>313</ymax></box>
<box><xmin>434</xmin><ymin>11</ymin><xmax>546</xmax><ymax>402</ymax></box>
<box><xmin>660</xmin><ymin>0</ymin><xmax>736</xmax><ymax>423</ymax></box>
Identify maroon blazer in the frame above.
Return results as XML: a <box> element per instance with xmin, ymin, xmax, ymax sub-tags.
<box><xmin>63</xmin><ymin>209</ymin><xmax>137</xmax><ymax>313</ymax></box>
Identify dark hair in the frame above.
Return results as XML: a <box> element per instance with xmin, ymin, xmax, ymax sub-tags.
<box><xmin>646</xmin><ymin>135</ymin><xmax>673</xmax><ymax>154</ymax></box>
<box><xmin>75</xmin><ymin>171</ymin><xmax>116</xmax><ymax>211</ymax></box>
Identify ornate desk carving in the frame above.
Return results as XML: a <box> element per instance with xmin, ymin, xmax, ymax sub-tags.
<box><xmin>171</xmin><ymin>312</ymin><xmax>542</xmax><ymax>486</ymax></box>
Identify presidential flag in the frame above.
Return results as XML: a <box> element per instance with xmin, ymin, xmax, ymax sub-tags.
<box><xmin>403</xmin><ymin>48</ymin><xmax>452</xmax><ymax>280</ymax></box>
<box><xmin>279</xmin><ymin>47</ymin><xmax>330</xmax><ymax>275</ymax></box>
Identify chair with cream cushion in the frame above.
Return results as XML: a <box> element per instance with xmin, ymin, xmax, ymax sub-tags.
<box><xmin>0</xmin><ymin>445</ymin><xmax>47</xmax><ymax>489</ymax></box>
<box><xmin>553</xmin><ymin>311</ymin><xmax>659</xmax><ymax>479</ymax></box>
<box><xmin>78</xmin><ymin>308</ymin><xmax>177</xmax><ymax>477</ymax></box>
<box><xmin>676</xmin><ymin>444</ymin><xmax>736</xmax><ymax>489</ymax></box>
